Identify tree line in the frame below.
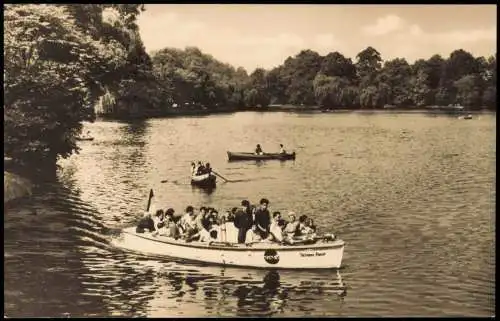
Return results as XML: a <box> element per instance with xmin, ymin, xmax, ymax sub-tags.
<box><xmin>104</xmin><ymin>45</ymin><xmax>497</xmax><ymax>116</ymax></box>
<box><xmin>3</xmin><ymin>4</ymin><xmax>497</xmax><ymax>173</ymax></box>
<box><xmin>147</xmin><ymin>46</ymin><xmax>496</xmax><ymax>111</ymax></box>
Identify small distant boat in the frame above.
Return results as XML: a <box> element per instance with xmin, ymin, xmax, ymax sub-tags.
<box><xmin>191</xmin><ymin>172</ymin><xmax>217</xmax><ymax>188</ymax></box>
<box><xmin>227</xmin><ymin>151</ymin><xmax>296</xmax><ymax>161</ymax></box>
<box><xmin>76</xmin><ymin>136</ymin><xmax>94</xmax><ymax>141</ymax></box>
<box><xmin>112</xmin><ymin>227</ymin><xmax>345</xmax><ymax>269</ymax></box>
<box><xmin>458</xmin><ymin>114</ymin><xmax>473</xmax><ymax>120</ymax></box>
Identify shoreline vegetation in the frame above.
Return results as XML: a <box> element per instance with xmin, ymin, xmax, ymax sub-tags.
<box><xmin>3</xmin><ymin>4</ymin><xmax>497</xmax><ymax>180</ymax></box>
<box><xmin>4</xmin><ymin>171</ymin><xmax>33</xmax><ymax>205</ymax></box>
<box><xmin>96</xmin><ymin>104</ymin><xmax>493</xmax><ymax>120</ymax></box>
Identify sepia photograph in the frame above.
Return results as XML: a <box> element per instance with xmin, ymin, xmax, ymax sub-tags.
<box><xmin>3</xmin><ymin>3</ymin><xmax>496</xmax><ymax>317</ymax></box>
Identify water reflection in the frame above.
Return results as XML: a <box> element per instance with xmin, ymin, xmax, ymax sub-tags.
<box><xmin>76</xmin><ymin>246</ymin><xmax>347</xmax><ymax>317</ymax></box>
<box><xmin>191</xmin><ymin>184</ymin><xmax>217</xmax><ymax>195</ymax></box>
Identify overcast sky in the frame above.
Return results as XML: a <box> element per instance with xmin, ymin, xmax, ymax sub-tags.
<box><xmin>137</xmin><ymin>4</ymin><xmax>496</xmax><ymax>72</ymax></box>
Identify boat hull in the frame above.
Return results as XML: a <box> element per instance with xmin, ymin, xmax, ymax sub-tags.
<box><xmin>112</xmin><ymin>227</ymin><xmax>344</xmax><ymax>269</ymax></box>
<box><xmin>76</xmin><ymin>137</ymin><xmax>94</xmax><ymax>141</ymax></box>
<box><xmin>191</xmin><ymin>173</ymin><xmax>217</xmax><ymax>188</ymax></box>
<box><xmin>227</xmin><ymin>151</ymin><xmax>296</xmax><ymax>161</ymax></box>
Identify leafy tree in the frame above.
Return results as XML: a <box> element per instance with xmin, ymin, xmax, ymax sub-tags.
<box><xmin>245</xmin><ymin>68</ymin><xmax>270</xmax><ymax>107</ymax></box>
<box><xmin>356</xmin><ymin>46</ymin><xmax>382</xmax><ymax>86</ymax></box>
<box><xmin>319</xmin><ymin>52</ymin><xmax>357</xmax><ymax>81</ymax></box>
<box><xmin>4</xmin><ymin>4</ymin><xmax>128</xmax><ymax>169</ymax></box>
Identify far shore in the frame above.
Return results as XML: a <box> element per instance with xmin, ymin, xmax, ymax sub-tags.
<box><xmin>96</xmin><ymin>104</ymin><xmax>495</xmax><ymax>121</ymax></box>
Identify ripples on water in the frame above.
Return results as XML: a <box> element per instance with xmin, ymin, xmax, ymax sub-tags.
<box><xmin>4</xmin><ymin>111</ymin><xmax>495</xmax><ymax>317</ymax></box>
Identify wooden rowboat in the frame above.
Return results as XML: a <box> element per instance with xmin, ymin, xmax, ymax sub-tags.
<box><xmin>227</xmin><ymin>151</ymin><xmax>296</xmax><ymax>161</ymax></box>
<box><xmin>191</xmin><ymin>172</ymin><xmax>217</xmax><ymax>188</ymax></box>
<box><xmin>112</xmin><ymin>227</ymin><xmax>345</xmax><ymax>269</ymax></box>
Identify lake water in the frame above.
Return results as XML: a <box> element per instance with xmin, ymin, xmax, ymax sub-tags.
<box><xmin>4</xmin><ymin>111</ymin><xmax>496</xmax><ymax>317</ymax></box>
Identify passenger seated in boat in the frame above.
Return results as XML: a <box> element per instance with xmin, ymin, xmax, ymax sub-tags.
<box><xmin>229</xmin><ymin>207</ymin><xmax>237</xmax><ymax>222</ymax></box>
<box><xmin>297</xmin><ymin>215</ymin><xmax>316</xmax><ymax>240</ymax></box>
<box><xmin>279</xmin><ymin>144</ymin><xmax>286</xmax><ymax>154</ymax></box>
<box><xmin>165</xmin><ymin>208</ymin><xmax>175</xmax><ymax>220</ymax></box>
<box><xmin>255</xmin><ymin>144</ymin><xmax>264</xmax><ymax>155</ymax></box>
<box><xmin>195</xmin><ymin>207</ymin><xmax>209</xmax><ymax>231</ymax></box>
<box><xmin>306</xmin><ymin>218</ymin><xmax>317</xmax><ymax>233</ymax></box>
<box><xmin>209</xmin><ymin>208</ymin><xmax>218</xmax><ymax>219</ymax></box>
<box><xmin>274</xmin><ymin>211</ymin><xmax>286</xmax><ymax>230</ymax></box>
<box><xmin>136</xmin><ymin>212</ymin><xmax>156</xmax><ymax>233</ymax></box>
<box><xmin>254</xmin><ymin>198</ymin><xmax>271</xmax><ymax>239</ymax></box>
<box><xmin>205</xmin><ymin>162</ymin><xmax>212</xmax><ymax>174</ymax></box>
<box><xmin>160</xmin><ymin>216</ymin><xmax>180</xmax><ymax>239</ymax></box>
<box><xmin>245</xmin><ymin>225</ymin><xmax>262</xmax><ymax>243</ymax></box>
<box><xmin>196</xmin><ymin>161</ymin><xmax>205</xmax><ymax>175</ymax></box>
<box><xmin>224</xmin><ymin>212</ymin><xmax>239</xmax><ymax>243</ymax></box>
<box><xmin>283</xmin><ymin>212</ymin><xmax>300</xmax><ymax>237</ymax></box>
<box><xmin>297</xmin><ymin>215</ymin><xmax>308</xmax><ymax>235</ymax></box>
<box><xmin>180</xmin><ymin>206</ymin><xmax>198</xmax><ymax>238</ymax></box>
<box><xmin>152</xmin><ymin>210</ymin><xmax>165</xmax><ymax>234</ymax></box>
<box><xmin>189</xmin><ymin>215</ymin><xmax>219</xmax><ymax>242</ymax></box>
<box><xmin>191</xmin><ymin>162</ymin><xmax>196</xmax><ymax>175</ymax></box>
<box><xmin>265</xmin><ymin>212</ymin><xmax>284</xmax><ymax>243</ymax></box>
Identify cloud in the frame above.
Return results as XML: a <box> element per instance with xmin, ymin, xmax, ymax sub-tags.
<box><xmin>360</xmin><ymin>14</ymin><xmax>496</xmax><ymax>62</ymax></box>
<box><xmin>313</xmin><ymin>33</ymin><xmax>341</xmax><ymax>53</ymax></box>
<box><xmin>434</xmin><ymin>26</ymin><xmax>496</xmax><ymax>44</ymax></box>
<box><xmin>233</xmin><ymin>32</ymin><xmax>305</xmax><ymax>48</ymax></box>
<box><xmin>138</xmin><ymin>10</ymin><xmax>346</xmax><ymax>72</ymax></box>
<box><xmin>362</xmin><ymin>14</ymin><xmax>404</xmax><ymax>36</ymax></box>
<box><xmin>137</xmin><ymin>12</ymin><xmax>206</xmax><ymax>51</ymax></box>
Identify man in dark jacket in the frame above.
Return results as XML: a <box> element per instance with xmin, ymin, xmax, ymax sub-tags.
<box><xmin>254</xmin><ymin>198</ymin><xmax>271</xmax><ymax>239</ymax></box>
<box><xmin>234</xmin><ymin>200</ymin><xmax>253</xmax><ymax>243</ymax></box>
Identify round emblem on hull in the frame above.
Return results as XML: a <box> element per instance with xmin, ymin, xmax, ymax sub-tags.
<box><xmin>264</xmin><ymin>249</ymin><xmax>279</xmax><ymax>264</ymax></box>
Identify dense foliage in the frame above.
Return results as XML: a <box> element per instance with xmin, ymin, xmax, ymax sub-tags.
<box><xmin>148</xmin><ymin>45</ymin><xmax>496</xmax><ymax>111</ymax></box>
<box><xmin>4</xmin><ymin>4</ymin><xmax>149</xmax><ymax>170</ymax></box>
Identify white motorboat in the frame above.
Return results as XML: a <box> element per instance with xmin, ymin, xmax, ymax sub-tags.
<box><xmin>112</xmin><ymin>227</ymin><xmax>345</xmax><ymax>269</ymax></box>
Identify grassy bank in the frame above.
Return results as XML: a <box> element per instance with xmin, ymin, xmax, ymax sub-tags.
<box><xmin>4</xmin><ymin>171</ymin><xmax>32</xmax><ymax>205</ymax></box>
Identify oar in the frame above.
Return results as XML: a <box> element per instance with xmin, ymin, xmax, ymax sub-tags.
<box><xmin>146</xmin><ymin>188</ymin><xmax>154</xmax><ymax>212</ymax></box>
<box><xmin>212</xmin><ymin>170</ymin><xmax>230</xmax><ymax>182</ymax></box>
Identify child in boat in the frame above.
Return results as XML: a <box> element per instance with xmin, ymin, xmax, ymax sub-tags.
<box><xmin>255</xmin><ymin>144</ymin><xmax>263</xmax><ymax>155</ymax></box>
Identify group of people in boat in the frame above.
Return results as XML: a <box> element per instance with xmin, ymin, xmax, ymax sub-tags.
<box><xmin>254</xmin><ymin>144</ymin><xmax>287</xmax><ymax>155</ymax></box>
<box><xmin>191</xmin><ymin>161</ymin><xmax>213</xmax><ymax>176</ymax></box>
<box><xmin>136</xmin><ymin>198</ymin><xmax>319</xmax><ymax>245</ymax></box>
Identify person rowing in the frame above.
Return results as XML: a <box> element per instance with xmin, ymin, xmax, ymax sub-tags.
<box><xmin>255</xmin><ymin>144</ymin><xmax>263</xmax><ymax>155</ymax></box>
<box><xmin>279</xmin><ymin>144</ymin><xmax>286</xmax><ymax>154</ymax></box>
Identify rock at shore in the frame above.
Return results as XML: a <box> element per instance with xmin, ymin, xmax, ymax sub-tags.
<box><xmin>4</xmin><ymin>171</ymin><xmax>33</xmax><ymax>204</ymax></box>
